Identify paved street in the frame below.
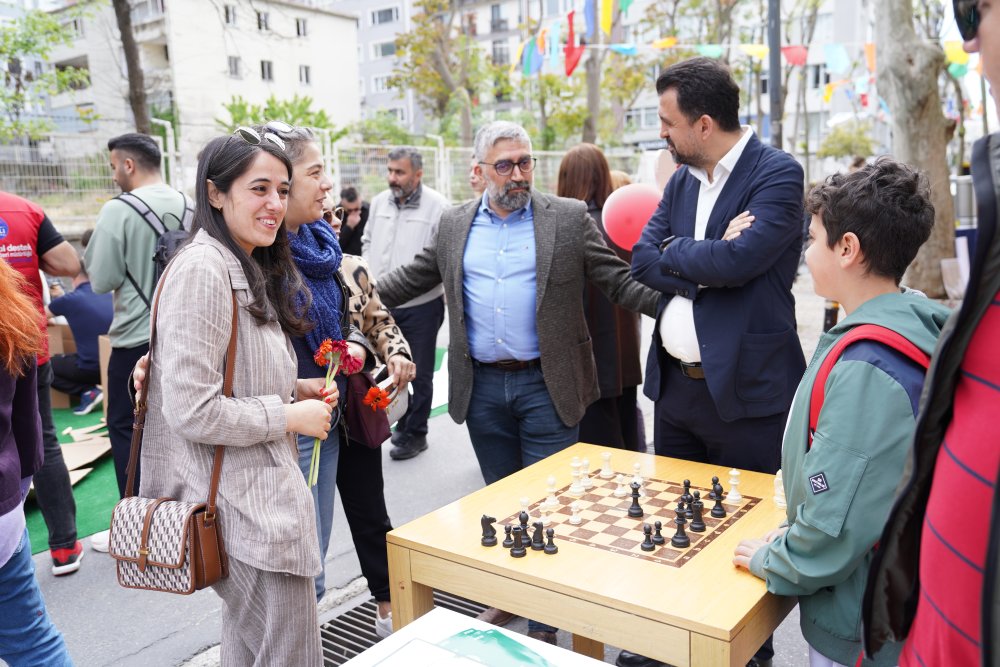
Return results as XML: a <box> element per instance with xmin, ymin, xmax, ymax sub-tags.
<box><xmin>31</xmin><ymin>271</ymin><xmax>827</xmax><ymax>666</ymax></box>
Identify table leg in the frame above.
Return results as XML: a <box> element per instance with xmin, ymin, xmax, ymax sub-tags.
<box><xmin>572</xmin><ymin>634</ymin><xmax>604</xmax><ymax>660</ymax></box>
<box><xmin>387</xmin><ymin>542</ymin><xmax>434</xmax><ymax>629</ymax></box>
<box><xmin>691</xmin><ymin>632</ymin><xmax>731</xmax><ymax>667</ymax></box>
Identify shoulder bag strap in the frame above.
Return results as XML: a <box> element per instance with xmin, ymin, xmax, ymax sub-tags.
<box><xmin>124</xmin><ymin>266</ymin><xmax>238</xmax><ymax>504</ymax></box>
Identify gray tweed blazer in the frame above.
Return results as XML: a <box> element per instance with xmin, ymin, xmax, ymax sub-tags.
<box><xmin>139</xmin><ymin>230</ymin><xmax>320</xmax><ymax>578</ymax></box>
<box><xmin>377</xmin><ymin>191</ymin><xmax>659</xmax><ymax>427</ymax></box>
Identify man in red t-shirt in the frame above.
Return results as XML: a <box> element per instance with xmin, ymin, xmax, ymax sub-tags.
<box><xmin>863</xmin><ymin>2</ymin><xmax>1000</xmax><ymax>664</ymax></box>
<box><xmin>0</xmin><ymin>191</ymin><xmax>83</xmax><ymax>575</ymax></box>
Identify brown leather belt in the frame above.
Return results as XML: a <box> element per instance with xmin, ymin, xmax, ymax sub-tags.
<box><xmin>473</xmin><ymin>358</ymin><xmax>541</xmax><ymax>371</ymax></box>
<box><xmin>676</xmin><ymin>359</ymin><xmax>705</xmax><ymax>380</ymax></box>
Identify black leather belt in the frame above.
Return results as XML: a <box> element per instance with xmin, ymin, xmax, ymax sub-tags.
<box><xmin>676</xmin><ymin>358</ymin><xmax>705</xmax><ymax>380</ymax></box>
<box><xmin>473</xmin><ymin>358</ymin><xmax>541</xmax><ymax>371</ymax></box>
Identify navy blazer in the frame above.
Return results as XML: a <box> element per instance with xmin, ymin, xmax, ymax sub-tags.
<box><xmin>631</xmin><ymin>133</ymin><xmax>806</xmax><ymax>422</ymax></box>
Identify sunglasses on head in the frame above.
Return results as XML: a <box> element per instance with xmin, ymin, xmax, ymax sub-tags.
<box><xmin>954</xmin><ymin>0</ymin><xmax>980</xmax><ymax>41</ymax></box>
<box><xmin>233</xmin><ymin>126</ymin><xmax>286</xmax><ymax>151</ymax></box>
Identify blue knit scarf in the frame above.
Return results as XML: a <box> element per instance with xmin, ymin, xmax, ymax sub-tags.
<box><xmin>288</xmin><ymin>220</ymin><xmax>344</xmax><ymax>351</ymax></box>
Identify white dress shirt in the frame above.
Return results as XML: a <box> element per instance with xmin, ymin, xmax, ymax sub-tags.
<box><xmin>659</xmin><ymin>126</ymin><xmax>754</xmax><ymax>363</ymax></box>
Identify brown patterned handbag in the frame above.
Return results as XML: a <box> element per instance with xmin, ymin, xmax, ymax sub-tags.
<box><xmin>108</xmin><ymin>274</ymin><xmax>235</xmax><ymax>594</ymax></box>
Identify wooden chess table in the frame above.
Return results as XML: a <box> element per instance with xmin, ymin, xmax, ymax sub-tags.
<box><xmin>387</xmin><ymin>443</ymin><xmax>796</xmax><ymax>666</ymax></box>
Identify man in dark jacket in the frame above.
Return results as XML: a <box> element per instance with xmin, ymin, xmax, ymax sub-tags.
<box><xmin>863</xmin><ymin>2</ymin><xmax>1000</xmax><ymax>664</ymax></box>
<box><xmin>337</xmin><ymin>186</ymin><xmax>369</xmax><ymax>256</ymax></box>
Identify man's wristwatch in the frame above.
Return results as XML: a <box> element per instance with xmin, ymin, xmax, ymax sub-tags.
<box><xmin>658</xmin><ymin>235</ymin><xmax>677</xmax><ymax>252</ymax></box>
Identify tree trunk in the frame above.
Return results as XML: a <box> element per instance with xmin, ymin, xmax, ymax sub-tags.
<box><xmin>111</xmin><ymin>0</ymin><xmax>151</xmax><ymax>134</ymax></box>
<box><xmin>583</xmin><ymin>52</ymin><xmax>600</xmax><ymax>143</ymax></box>
<box><xmin>876</xmin><ymin>0</ymin><xmax>954</xmax><ymax>297</ymax></box>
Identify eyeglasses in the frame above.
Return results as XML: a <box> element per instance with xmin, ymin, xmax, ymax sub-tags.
<box><xmin>954</xmin><ymin>0</ymin><xmax>979</xmax><ymax>41</ymax></box>
<box><xmin>233</xmin><ymin>126</ymin><xmax>286</xmax><ymax>151</ymax></box>
<box><xmin>478</xmin><ymin>156</ymin><xmax>537</xmax><ymax>176</ymax></box>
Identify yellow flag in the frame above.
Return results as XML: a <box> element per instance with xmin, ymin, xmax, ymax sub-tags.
<box><xmin>601</xmin><ymin>0</ymin><xmax>612</xmax><ymax>36</ymax></box>
<box><xmin>739</xmin><ymin>44</ymin><xmax>769</xmax><ymax>60</ymax></box>
<box><xmin>652</xmin><ymin>37</ymin><xmax>678</xmax><ymax>49</ymax></box>
<box><xmin>511</xmin><ymin>41</ymin><xmax>526</xmax><ymax>75</ymax></box>
<box><xmin>823</xmin><ymin>82</ymin><xmax>835</xmax><ymax>103</ymax></box>
<box><xmin>944</xmin><ymin>40</ymin><xmax>971</xmax><ymax>65</ymax></box>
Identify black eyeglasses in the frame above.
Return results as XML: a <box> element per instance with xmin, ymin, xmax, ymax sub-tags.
<box><xmin>478</xmin><ymin>156</ymin><xmax>536</xmax><ymax>176</ymax></box>
<box><xmin>234</xmin><ymin>126</ymin><xmax>286</xmax><ymax>151</ymax></box>
<box><xmin>954</xmin><ymin>0</ymin><xmax>979</xmax><ymax>41</ymax></box>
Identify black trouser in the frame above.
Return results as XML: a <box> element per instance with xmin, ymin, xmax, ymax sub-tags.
<box><xmin>107</xmin><ymin>344</ymin><xmax>149</xmax><ymax>497</ymax></box>
<box><xmin>389</xmin><ymin>297</ymin><xmax>444</xmax><ymax>439</ymax></box>
<box><xmin>578</xmin><ymin>386</ymin><xmax>642</xmax><ymax>451</ymax></box>
<box><xmin>49</xmin><ymin>354</ymin><xmax>100</xmax><ymax>398</ymax></box>
<box><xmin>33</xmin><ymin>361</ymin><xmax>78</xmax><ymax>550</ymax></box>
<box><xmin>337</xmin><ymin>437</ymin><xmax>393</xmax><ymax>601</ymax></box>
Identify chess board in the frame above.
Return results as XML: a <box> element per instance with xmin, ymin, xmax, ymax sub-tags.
<box><xmin>501</xmin><ymin>476</ymin><xmax>760</xmax><ymax>568</ymax></box>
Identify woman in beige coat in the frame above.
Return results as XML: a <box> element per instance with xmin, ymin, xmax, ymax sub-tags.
<box><xmin>139</xmin><ymin>133</ymin><xmax>335</xmax><ymax>665</ymax></box>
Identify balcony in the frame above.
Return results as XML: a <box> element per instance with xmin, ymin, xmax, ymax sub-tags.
<box><xmin>491</xmin><ymin>19</ymin><xmax>508</xmax><ymax>33</ymax></box>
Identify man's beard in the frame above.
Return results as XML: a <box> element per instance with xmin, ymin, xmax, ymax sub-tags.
<box><xmin>490</xmin><ymin>180</ymin><xmax>531</xmax><ymax>211</ymax></box>
<box><xmin>665</xmin><ymin>139</ymin><xmax>705</xmax><ymax>169</ymax></box>
<box><xmin>389</xmin><ymin>184</ymin><xmax>412</xmax><ymax>200</ymax></box>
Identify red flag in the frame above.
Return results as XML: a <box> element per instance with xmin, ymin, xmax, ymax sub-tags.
<box><xmin>780</xmin><ymin>45</ymin><xmax>808</xmax><ymax>67</ymax></box>
<box><xmin>564</xmin><ymin>10</ymin><xmax>586</xmax><ymax>76</ymax></box>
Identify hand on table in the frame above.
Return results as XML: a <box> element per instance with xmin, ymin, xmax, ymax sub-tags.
<box><xmin>733</xmin><ymin>537</ymin><xmax>768</xmax><ymax>571</ymax></box>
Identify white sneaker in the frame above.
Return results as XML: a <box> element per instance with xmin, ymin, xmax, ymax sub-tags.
<box><xmin>374</xmin><ymin>607</ymin><xmax>393</xmax><ymax>639</ymax></box>
<box><xmin>90</xmin><ymin>529</ymin><xmax>110</xmax><ymax>553</ymax></box>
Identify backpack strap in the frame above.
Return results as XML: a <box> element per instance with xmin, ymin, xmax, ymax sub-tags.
<box><xmin>116</xmin><ymin>191</ymin><xmax>168</xmax><ymax>236</ymax></box>
<box><xmin>808</xmin><ymin>324</ymin><xmax>931</xmax><ymax>449</ymax></box>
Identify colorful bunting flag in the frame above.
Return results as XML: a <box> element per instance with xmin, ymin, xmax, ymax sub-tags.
<box><xmin>511</xmin><ymin>40</ymin><xmax>527</xmax><ymax>75</ymax></box>
<box><xmin>948</xmin><ymin>62</ymin><xmax>969</xmax><ymax>78</ymax></box>
<box><xmin>584</xmin><ymin>0</ymin><xmax>595</xmax><ymax>39</ymax></box>
<box><xmin>549</xmin><ymin>20</ymin><xmax>562</xmax><ymax>70</ymax></box>
<box><xmin>564</xmin><ymin>10</ymin><xmax>586</xmax><ymax>77</ymax></box>
<box><xmin>823</xmin><ymin>82</ymin><xmax>835</xmax><ymax>103</ymax></box>
<box><xmin>610</xmin><ymin>44</ymin><xmax>638</xmax><ymax>55</ymax></box>
<box><xmin>823</xmin><ymin>43</ymin><xmax>851</xmax><ymax>75</ymax></box>
<box><xmin>696</xmin><ymin>44</ymin><xmax>725</xmax><ymax>58</ymax></box>
<box><xmin>652</xmin><ymin>37</ymin><xmax>678</xmax><ymax>49</ymax></box>
<box><xmin>864</xmin><ymin>43</ymin><xmax>876</xmax><ymax>73</ymax></box>
<box><xmin>601</xmin><ymin>0</ymin><xmax>613</xmax><ymax>36</ymax></box>
<box><xmin>529</xmin><ymin>38</ymin><xmax>544</xmax><ymax>74</ymax></box>
<box><xmin>780</xmin><ymin>45</ymin><xmax>808</xmax><ymax>66</ymax></box>
<box><xmin>854</xmin><ymin>75</ymin><xmax>870</xmax><ymax>94</ymax></box>
<box><xmin>944</xmin><ymin>40</ymin><xmax>971</xmax><ymax>65</ymax></box>
<box><xmin>523</xmin><ymin>37</ymin><xmax>536</xmax><ymax>76</ymax></box>
<box><xmin>739</xmin><ymin>44</ymin><xmax>769</xmax><ymax>60</ymax></box>
<box><xmin>620</xmin><ymin>0</ymin><xmax>634</xmax><ymax>13</ymax></box>
<box><xmin>538</xmin><ymin>27</ymin><xmax>547</xmax><ymax>53</ymax></box>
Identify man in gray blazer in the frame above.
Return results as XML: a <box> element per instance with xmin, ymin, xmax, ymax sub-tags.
<box><xmin>377</xmin><ymin>121</ymin><xmax>658</xmax><ymax>640</ymax></box>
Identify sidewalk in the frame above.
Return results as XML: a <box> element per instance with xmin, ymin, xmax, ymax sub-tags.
<box><xmin>33</xmin><ymin>272</ymin><xmax>827</xmax><ymax>666</ymax></box>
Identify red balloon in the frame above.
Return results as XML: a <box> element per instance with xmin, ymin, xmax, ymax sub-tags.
<box><xmin>601</xmin><ymin>183</ymin><xmax>662</xmax><ymax>250</ymax></box>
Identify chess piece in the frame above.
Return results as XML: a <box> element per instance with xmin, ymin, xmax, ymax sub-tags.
<box><xmin>641</xmin><ymin>523</ymin><xmax>656</xmax><ymax>552</ymax></box>
<box><xmin>481</xmin><ymin>515</ymin><xmax>498</xmax><ymax>546</ymax></box>
<box><xmin>541</xmin><ymin>505</ymin><xmax>552</xmax><ymax>527</ymax></box>
<box><xmin>614</xmin><ymin>474</ymin><xmax>628</xmax><ymax>498</ymax></box>
<box><xmin>671</xmin><ymin>503</ymin><xmax>690</xmax><ymax>548</ymax></box>
<box><xmin>628</xmin><ymin>481</ymin><xmax>644</xmax><ymax>518</ymax></box>
<box><xmin>568</xmin><ymin>458</ymin><xmax>585</xmax><ymax>496</ymax></box>
<box><xmin>727</xmin><ymin>469</ymin><xmax>742</xmax><ymax>502</ymax></box>
<box><xmin>531</xmin><ymin>521</ymin><xmax>545</xmax><ymax>550</ymax></box>
<box><xmin>520</xmin><ymin>496</ymin><xmax>534</xmax><ymax>521</ymax></box>
<box><xmin>519</xmin><ymin>510</ymin><xmax>530</xmax><ymax>535</ymax></box>
<box><xmin>510</xmin><ymin>526</ymin><xmax>527</xmax><ymax>557</ymax></box>
<box><xmin>632</xmin><ymin>462</ymin><xmax>645</xmax><ymax>497</ymax></box>
<box><xmin>711</xmin><ymin>478</ymin><xmax>727</xmax><ymax>518</ymax></box>
<box><xmin>581</xmin><ymin>458</ymin><xmax>593</xmax><ymax>489</ymax></box>
<box><xmin>600</xmin><ymin>451</ymin><xmax>615</xmax><ymax>479</ymax></box>
<box><xmin>689</xmin><ymin>491</ymin><xmax>706</xmax><ymax>532</ymax></box>
<box><xmin>682</xmin><ymin>479</ymin><xmax>692</xmax><ymax>504</ymax></box>
<box><xmin>502</xmin><ymin>524</ymin><xmax>514</xmax><ymax>548</ymax></box>
<box><xmin>544</xmin><ymin>528</ymin><xmax>558</xmax><ymax>555</ymax></box>
<box><xmin>545</xmin><ymin>475</ymin><xmax>559</xmax><ymax>509</ymax></box>
<box><xmin>568</xmin><ymin>501</ymin><xmax>582</xmax><ymax>525</ymax></box>
<box><xmin>773</xmin><ymin>469</ymin><xmax>787</xmax><ymax>508</ymax></box>
<box><xmin>652</xmin><ymin>520</ymin><xmax>665</xmax><ymax>545</ymax></box>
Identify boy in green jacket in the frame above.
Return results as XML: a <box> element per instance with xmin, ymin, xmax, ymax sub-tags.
<box><xmin>732</xmin><ymin>158</ymin><xmax>951</xmax><ymax>667</ymax></box>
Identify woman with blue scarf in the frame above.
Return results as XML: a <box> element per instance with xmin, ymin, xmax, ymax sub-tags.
<box><xmin>276</xmin><ymin>125</ymin><xmax>375</xmax><ymax>604</ymax></box>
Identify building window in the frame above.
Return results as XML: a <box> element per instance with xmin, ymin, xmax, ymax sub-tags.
<box><xmin>643</xmin><ymin>107</ymin><xmax>658</xmax><ymax>129</ymax></box>
<box><xmin>299</xmin><ymin>65</ymin><xmax>311</xmax><ymax>85</ymax></box>
<box><xmin>490</xmin><ymin>4</ymin><xmax>507</xmax><ymax>31</ymax></box>
<box><xmin>625</xmin><ymin>108</ymin><xmax>641</xmax><ymax>131</ymax></box>
<box><xmin>491</xmin><ymin>40</ymin><xmax>509</xmax><ymax>65</ymax></box>
<box><xmin>63</xmin><ymin>17</ymin><xmax>84</xmax><ymax>38</ymax></box>
<box><xmin>260</xmin><ymin>60</ymin><xmax>273</xmax><ymax>81</ymax></box>
<box><xmin>257</xmin><ymin>11</ymin><xmax>269</xmax><ymax>31</ymax></box>
<box><xmin>372</xmin><ymin>75</ymin><xmax>391</xmax><ymax>93</ymax></box>
<box><xmin>371</xmin><ymin>7</ymin><xmax>399</xmax><ymax>25</ymax></box>
<box><xmin>389</xmin><ymin>108</ymin><xmax>406</xmax><ymax>123</ymax></box>
<box><xmin>296</xmin><ymin>18</ymin><xmax>307</xmax><ymax>36</ymax></box>
<box><xmin>371</xmin><ymin>41</ymin><xmax>396</xmax><ymax>59</ymax></box>
<box><xmin>228</xmin><ymin>56</ymin><xmax>241</xmax><ymax>78</ymax></box>
<box><xmin>224</xmin><ymin>4</ymin><xmax>237</xmax><ymax>25</ymax></box>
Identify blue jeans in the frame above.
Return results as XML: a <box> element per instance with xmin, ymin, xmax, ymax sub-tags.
<box><xmin>0</xmin><ymin>530</ymin><xmax>73</xmax><ymax>666</ymax></box>
<box><xmin>465</xmin><ymin>364</ymin><xmax>577</xmax><ymax>634</ymax></box>
<box><xmin>296</xmin><ymin>428</ymin><xmax>341</xmax><ymax>601</ymax></box>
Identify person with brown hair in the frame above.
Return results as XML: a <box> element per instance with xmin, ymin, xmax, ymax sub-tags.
<box><xmin>0</xmin><ymin>259</ymin><xmax>73</xmax><ymax>665</ymax></box>
<box><xmin>557</xmin><ymin>144</ymin><xmax>644</xmax><ymax>451</ymax></box>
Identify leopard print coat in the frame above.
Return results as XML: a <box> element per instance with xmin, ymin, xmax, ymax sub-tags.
<box><xmin>340</xmin><ymin>254</ymin><xmax>412</xmax><ymax>364</ymax></box>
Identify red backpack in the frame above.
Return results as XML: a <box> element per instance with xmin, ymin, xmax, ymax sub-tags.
<box><xmin>808</xmin><ymin>324</ymin><xmax>931</xmax><ymax>449</ymax></box>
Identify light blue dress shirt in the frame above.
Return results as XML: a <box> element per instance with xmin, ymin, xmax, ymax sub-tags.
<box><xmin>463</xmin><ymin>194</ymin><xmax>539</xmax><ymax>362</ymax></box>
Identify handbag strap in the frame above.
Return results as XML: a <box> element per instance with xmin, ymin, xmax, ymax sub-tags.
<box><xmin>124</xmin><ymin>262</ymin><xmax>239</xmax><ymax>526</ymax></box>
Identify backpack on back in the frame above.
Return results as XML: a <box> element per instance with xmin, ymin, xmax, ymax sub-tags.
<box><xmin>115</xmin><ymin>190</ymin><xmax>194</xmax><ymax>308</ymax></box>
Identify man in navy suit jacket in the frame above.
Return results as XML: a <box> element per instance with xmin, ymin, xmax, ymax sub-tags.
<box><xmin>627</xmin><ymin>55</ymin><xmax>804</xmax><ymax>667</ymax></box>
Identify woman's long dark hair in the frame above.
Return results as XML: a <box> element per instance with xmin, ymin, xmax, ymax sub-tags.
<box><xmin>192</xmin><ymin>135</ymin><xmax>313</xmax><ymax>336</ymax></box>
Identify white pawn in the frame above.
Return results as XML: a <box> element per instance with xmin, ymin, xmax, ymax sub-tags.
<box><xmin>520</xmin><ymin>496</ymin><xmax>534</xmax><ymax>521</ymax></box>
<box><xmin>599</xmin><ymin>451</ymin><xmax>615</xmax><ymax>479</ymax></box>
<box><xmin>568</xmin><ymin>458</ymin><xmax>585</xmax><ymax>496</ymax></box>
<box><xmin>568</xmin><ymin>501</ymin><xmax>582</xmax><ymax>525</ymax></box>
<box><xmin>632</xmin><ymin>462</ymin><xmax>645</xmax><ymax>497</ymax></box>
<box><xmin>541</xmin><ymin>504</ymin><xmax>553</xmax><ymax>526</ymax></box>
<box><xmin>727</xmin><ymin>469</ymin><xmax>742</xmax><ymax>503</ymax></box>
<box><xmin>773</xmin><ymin>469</ymin><xmax>787</xmax><ymax>508</ymax></box>
<box><xmin>613</xmin><ymin>473</ymin><xmax>628</xmax><ymax>498</ymax></box>
<box><xmin>581</xmin><ymin>458</ymin><xmax>593</xmax><ymax>489</ymax></box>
<box><xmin>545</xmin><ymin>475</ymin><xmax>559</xmax><ymax>509</ymax></box>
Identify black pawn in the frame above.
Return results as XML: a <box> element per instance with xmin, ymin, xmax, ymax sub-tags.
<box><xmin>711</xmin><ymin>479</ymin><xmax>727</xmax><ymax>518</ymax></box>
<box><xmin>671</xmin><ymin>503</ymin><xmax>690</xmax><ymax>548</ymax></box>
<box><xmin>510</xmin><ymin>526</ymin><xmax>527</xmax><ymax>558</ymax></box>
<box><xmin>652</xmin><ymin>520</ymin><xmax>665</xmax><ymax>545</ymax></box>
<box><xmin>641</xmin><ymin>523</ymin><xmax>656</xmax><ymax>552</ymax></box>
<box><xmin>502</xmin><ymin>525</ymin><xmax>514</xmax><ymax>548</ymax></box>
<box><xmin>682</xmin><ymin>479</ymin><xmax>692</xmax><ymax>505</ymax></box>
<box><xmin>628</xmin><ymin>481</ymin><xmax>644</xmax><ymax>518</ymax></box>
<box><xmin>531</xmin><ymin>521</ymin><xmax>545</xmax><ymax>551</ymax></box>
<box><xmin>544</xmin><ymin>528</ymin><xmax>559</xmax><ymax>555</ymax></box>
<box><xmin>690</xmin><ymin>491</ymin><xmax>706</xmax><ymax>532</ymax></box>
